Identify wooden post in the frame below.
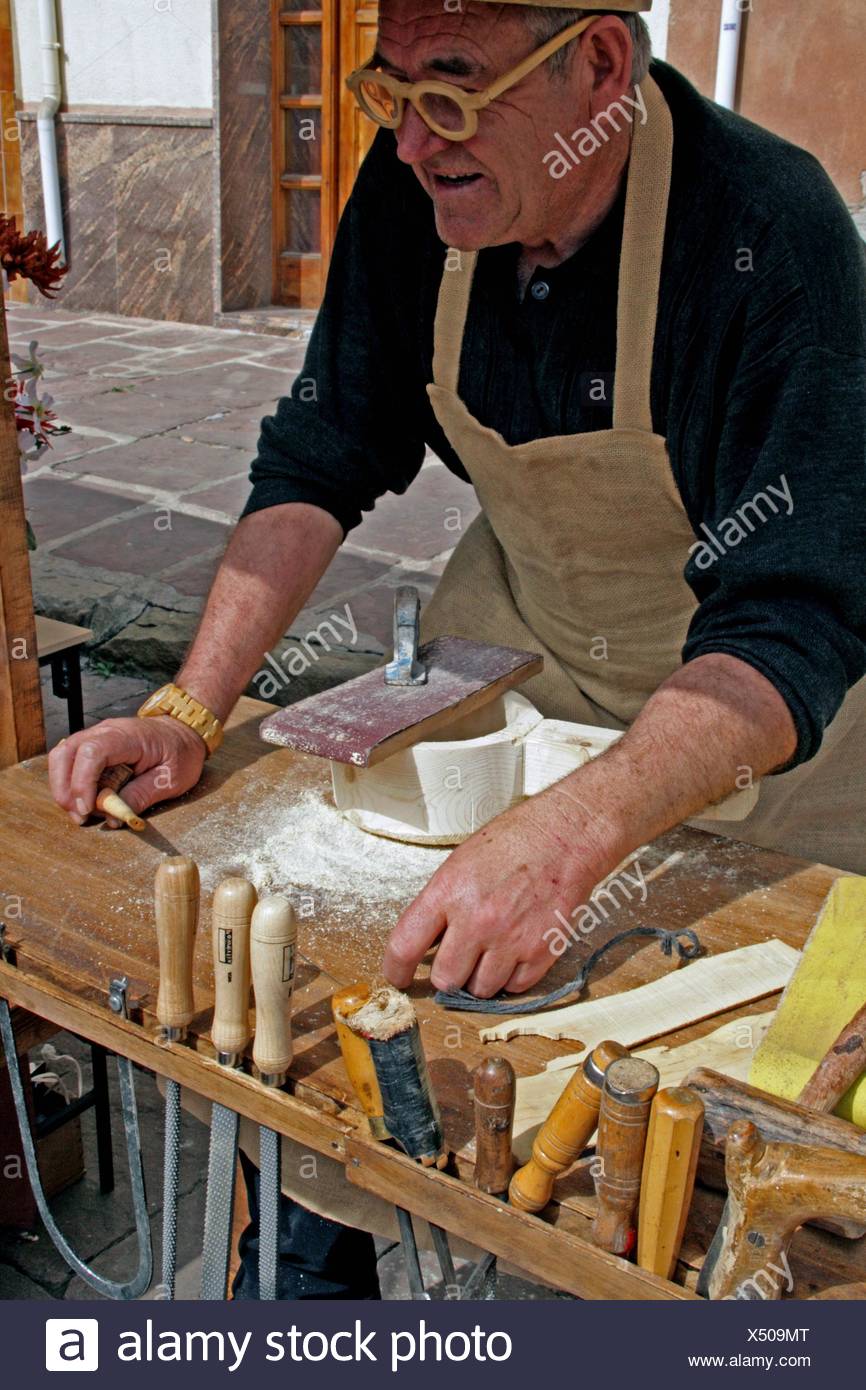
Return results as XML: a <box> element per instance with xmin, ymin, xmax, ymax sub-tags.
<box><xmin>0</xmin><ymin>291</ymin><xmax>45</xmax><ymax>767</ymax></box>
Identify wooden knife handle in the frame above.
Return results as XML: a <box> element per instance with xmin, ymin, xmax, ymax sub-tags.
<box><xmin>95</xmin><ymin>763</ymin><xmax>146</xmax><ymax>831</ymax></box>
<box><xmin>251</xmin><ymin>895</ymin><xmax>297</xmax><ymax>1083</ymax></box>
<box><xmin>592</xmin><ymin>1056</ymin><xmax>659</xmax><ymax>1255</ymax></box>
<box><xmin>210</xmin><ymin>876</ymin><xmax>256</xmax><ymax>1064</ymax></box>
<box><xmin>637</xmin><ymin>1086</ymin><xmax>703</xmax><ymax>1278</ymax></box>
<box><xmin>332</xmin><ymin>982</ymin><xmax>390</xmax><ymax>1140</ymax></box>
<box><xmin>473</xmin><ymin>1056</ymin><xmax>516</xmax><ymax>1195</ymax></box>
<box><xmin>509</xmin><ymin>1040</ymin><xmax>628</xmax><ymax>1213</ymax></box>
<box><xmin>154</xmin><ymin>855</ymin><xmax>199</xmax><ymax>1037</ymax></box>
<box><xmin>798</xmin><ymin>1001</ymin><xmax>866</xmax><ymax>1112</ymax></box>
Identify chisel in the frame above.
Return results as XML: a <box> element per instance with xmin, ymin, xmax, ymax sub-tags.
<box><xmin>462</xmin><ymin>1056</ymin><xmax>515</xmax><ymax>1300</ymax></box>
<box><xmin>332</xmin><ymin>982</ymin><xmax>428</xmax><ymax>1300</ymax></box>
<box><xmin>337</xmin><ymin>983</ymin><xmax>459</xmax><ymax>1296</ymax></box>
<box><xmin>250</xmin><ymin>894</ymin><xmax>297</xmax><ymax>1302</ymax></box>
<box><xmin>200</xmin><ymin>875</ymin><xmax>256</xmax><ymax>1301</ymax></box>
<box><xmin>154</xmin><ymin>855</ymin><xmax>200</xmax><ymax>1299</ymax></box>
<box><xmin>591</xmin><ymin>1056</ymin><xmax>659</xmax><ymax>1256</ymax></box>
<box><xmin>636</xmin><ymin>1086</ymin><xmax>703</xmax><ymax>1279</ymax></box>
<box><xmin>96</xmin><ymin>763</ymin><xmax>146</xmax><ymax>831</ymax></box>
<box><xmin>509</xmin><ymin>1039</ymin><xmax>628</xmax><ymax>1213</ymax></box>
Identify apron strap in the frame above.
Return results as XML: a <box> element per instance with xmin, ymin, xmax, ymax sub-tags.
<box><xmin>431</xmin><ymin>74</ymin><xmax>674</xmax><ymax>427</ymax></box>
<box><xmin>432</xmin><ymin>248</ymin><xmax>478</xmax><ymax>394</ymax></box>
<box><xmin>613</xmin><ymin>74</ymin><xmax>674</xmax><ymax>433</ymax></box>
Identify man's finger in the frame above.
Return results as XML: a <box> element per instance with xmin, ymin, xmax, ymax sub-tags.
<box><xmin>66</xmin><ymin>729</ymin><xmax>148</xmax><ymax>819</ymax></box>
<box><xmin>428</xmin><ymin>921</ymin><xmax>484</xmax><ymax>993</ymax></box>
<box><xmin>383</xmin><ymin>886</ymin><xmax>448</xmax><ymax>988</ymax></box>
<box><xmin>504</xmin><ymin>958</ymin><xmax>548</xmax><ymax>995</ymax></box>
<box><xmin>48</xmin><ymin>736</ymin><xmax>82</xmax><ymax>813</ymax></box>
<box><xmin>118</xmin><ymin>766</ymin><xmax>172</xmax><ymax>816</ymax></box>
<box><xmin>464</xmin><ymin>950</ymin><xmax>518</xmax><ymax>1000</ymax></box>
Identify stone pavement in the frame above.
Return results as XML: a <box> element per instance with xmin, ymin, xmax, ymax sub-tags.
<box><xmin>14</xmin><ymin>301</ymin><xmax>480</xmax><ymax>700</ymax></box>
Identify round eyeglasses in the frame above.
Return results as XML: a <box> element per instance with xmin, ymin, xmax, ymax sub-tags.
<box><xmin>346</xmin><ymin>15</ymin><xmax>594</xmax><ymax>143</ymax></box>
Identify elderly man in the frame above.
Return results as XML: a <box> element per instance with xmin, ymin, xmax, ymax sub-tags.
<box><xmin>50</xmin><ymin>1</ymin><xmax>865</xmax><ymax>1296</ymax></box>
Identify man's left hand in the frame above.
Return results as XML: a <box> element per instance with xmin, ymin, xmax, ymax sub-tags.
<box><xmin>382</xmin><ymin>790</ymin><xmax>608</xmax><ymax>998</ymax></box>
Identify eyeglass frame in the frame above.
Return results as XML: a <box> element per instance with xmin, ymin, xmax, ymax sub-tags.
<box><xmin>346</xmin><ymin>14</ymin><xmax>595</xmax><ymax>143</ymax></box>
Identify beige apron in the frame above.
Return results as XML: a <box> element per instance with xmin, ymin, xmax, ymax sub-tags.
<box><xmin>421</xmin><ymin>74</ymin><xmax>866</xmax><ymax>876</ymax></box>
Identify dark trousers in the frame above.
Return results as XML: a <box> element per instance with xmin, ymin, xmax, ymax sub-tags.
<box><xmin>231</xmin><ymin>1151</ymin><xmax>381</xmax><ymax>1300</ymax></box>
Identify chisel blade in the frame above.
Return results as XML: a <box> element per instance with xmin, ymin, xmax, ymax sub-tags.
<box><xmin>258</xmin><ymin>1126</ymin><xmax>281</xmax><ymax>1301</ymax></box>
<box><xmin>200</xmin><ymin>1101</ymin><xmax>240</xmax><ymax>1301</ymax></box>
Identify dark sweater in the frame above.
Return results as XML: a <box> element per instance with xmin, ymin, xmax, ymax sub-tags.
<box><xmin>244</xmin><ymin>60</ymin><xmax>866</xmax><ymax>768</ymax></box>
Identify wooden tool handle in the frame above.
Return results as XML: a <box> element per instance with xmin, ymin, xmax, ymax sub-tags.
<box><xmin>154</xmin><ymin>855</ymin><xmax>199</xmax><ymax>1037</ymax></box>
<box><xmin>591</xmin><ymin>1056</ymin><xmax>659</xmax><ymax>1255</ymax></box>
<box><xmin>797</xmin><ymin>1000</ymin><xmax>866</xmax><ymax>1112</ymax></box>
<box><xmin>473</xmin><ymin>1056</ymin><xmax>516</xmax><ymax>1195</ymax></box>
<box><xmin>701</xmin><ymin>1119</ymin><xmax>866</xmax><ymax>1300</ymax></box>
<box><xmin>637</xmin><ymin>1086</ymin><xmax>703</xmax><ymax>1279</ymax></box>
<box><xmin>95</xmin><ymin>763</ymin><xmax>146</xmax><ymax>831</ymax></box>
<box><xmin>210</xmin><ymin>876</ymin><xmax>256</xmax><ymax>1064</ymax></box>
<box><xmin>331</xmin><ymin>983</ymin><xmax>390</xmax><ymax>1140</ymax></box>
<box><xmin>509</xmin><ymin>1039</ymin><xmax>628</xmax><ymax>1213</ymax></box>
<box><xmin>251</xmin><ymin>895</ymin><xmax>297</xmax><ymax>1083</ymax></box>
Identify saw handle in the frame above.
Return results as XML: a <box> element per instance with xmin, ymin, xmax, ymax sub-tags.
<box><xmin>509</xmin><ymin>1040</ymin><xmax>628</xmax><ymax>1213</ymax></box>
<box><xmin>331</xmin><ymin>983</ymin><xmax>390</xmax><ymax>1140</ymax></box>
<box><xmin>592</xmin><ymin>1056</ymin><xmax>659</xmax><ymax>1255</ymax></box>
<box><xmin>154</xmin><ymin>855</ymin><xmax>200</xmax><ymax>1038</ymax></box>
<box><xmin>210</xmin><ymin>876</ymin><xmax>256</xmax><ymax>1065</ymax></box>
<box><xmin>473</xmin><ymin>1056</ymin><xmax>516</xmax><ymax>1195</ymax></box>
<box><xmin>251</xmin><ymin>895</ymin><xmax>297</xmax><ymax>1083</ymax></box>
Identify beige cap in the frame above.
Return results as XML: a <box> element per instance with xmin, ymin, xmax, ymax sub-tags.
<box><xmin>477</xmin><ymin>1</ymin><xmax>652</xmax><ymax>8</ymax></box>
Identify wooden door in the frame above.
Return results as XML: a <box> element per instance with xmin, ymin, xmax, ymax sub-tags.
<box><xmin>273</xmin><ymin>0</ymin><xmax>377</xmax><ymax>308</ymax></box>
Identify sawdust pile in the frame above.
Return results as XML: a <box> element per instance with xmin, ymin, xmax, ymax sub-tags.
<box><xmin>184</xmin><ymin>789</ymin><xmax>451</xmax><ymax>919</ymax></box>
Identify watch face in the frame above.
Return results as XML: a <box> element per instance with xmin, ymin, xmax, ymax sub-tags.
<box><xmin>140</xmin><ymin>686</ymin><xmax>170</xmax><ymax>716</ymax></box>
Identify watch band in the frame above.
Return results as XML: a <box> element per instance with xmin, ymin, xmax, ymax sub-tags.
<box><xmin>137</xmin><ymin>683</ymin><xmax>223</xmax><ymax>757</ymax></box>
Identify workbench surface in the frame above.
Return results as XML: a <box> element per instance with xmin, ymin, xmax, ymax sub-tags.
<box><xmin>0</xmin><ymin>697</ymin><xmax>859</xmax><ymax>1300</ymax></box>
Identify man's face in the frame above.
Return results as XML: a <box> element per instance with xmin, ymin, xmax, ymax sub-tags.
<box><xmin>375</xmin><ymin>0</ymin><xmax>606</xmax><ymax>250</ymax></box>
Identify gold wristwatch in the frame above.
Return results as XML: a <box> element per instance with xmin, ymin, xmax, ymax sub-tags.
<box><xmin>137</xmin><ymin>682</ymin><xmax>223</xmax><ymax>758</ymax></box>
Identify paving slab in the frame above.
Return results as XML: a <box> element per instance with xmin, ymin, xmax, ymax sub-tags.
<box><xmin>51</xmin><ymin>507</ymin><xmax>229</xmax><ymax>577</ymax></box>
<box><xmin>352</xmin><ymin>463</ymin><xmax>479</xmax><ymax>563</ymax></box>
<box><xmin>56</xmin><ymin>435</ymin><xmax>253</xmax><ymax>492</ymax></box>
<box><xmin>23</xmin><ymin>476</ymin><xmax>143</xmax><ymax>545</ymax></box>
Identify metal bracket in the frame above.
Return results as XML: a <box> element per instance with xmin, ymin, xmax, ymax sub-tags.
<box><xmin>0</xmin><ymin>922</ymin><xmax>16</xmax><ymax>966</ymax></box>
<box><xmin>0</xmin><ymin>976</ymin><xmax>153</xmax><ymax>1299</ymax></box>
<box><xmin>384</xmin><ymin>586</ymin><xmax>428</xmax><ymax>686</ymax></box>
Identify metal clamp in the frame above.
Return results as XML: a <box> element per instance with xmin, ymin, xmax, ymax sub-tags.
<box><xmin>384</xmin><ymin>586</ymin><xmax>428</xmax><ymax>686</ymax></box>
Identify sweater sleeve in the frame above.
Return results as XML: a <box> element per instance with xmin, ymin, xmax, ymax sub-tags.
<box><xmin>681</xmin><ymin>232</ymin><xmax>866</xmax><ymax>768</ymax></box>
<box><xmin>241</xmin><ymin>132</ymin><xmax>429</xmax><ymax>537</ymax></box>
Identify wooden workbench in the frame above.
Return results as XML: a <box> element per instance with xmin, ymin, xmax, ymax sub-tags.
<box><xmin>0</xmin><ymin>697</ymin><xmax>860</xmax><ymax>1300</ymax></box>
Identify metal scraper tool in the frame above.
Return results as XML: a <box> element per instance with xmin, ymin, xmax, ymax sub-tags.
<box><xmin>154</xmin><ymin>855</ymin><xmax>200</xmax><ymax>1300</ymax></box>
<box><xmin>200</xmin><ymin>876</ymin><xmax>257</xmax><ymax>1301</ymax></box>
<box><xmin>260</xmin><ymin>587</ymin><xmax>543</xmax><ymax>768</ymax></box>
<box><xmin>250</xmin><ymin>894</ymin><xmax>297</xmax><ymax>1302</ymax></box>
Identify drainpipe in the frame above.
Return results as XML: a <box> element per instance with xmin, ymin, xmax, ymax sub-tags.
<box><xmin>714</xmin><ymin>0</ymin><xmax>744</xmax><ymax>111</ymax></box>
<box><xmin>36</xmin><ymin>0</ymin><xmax>66</xmax><ymax>263</ymax></box>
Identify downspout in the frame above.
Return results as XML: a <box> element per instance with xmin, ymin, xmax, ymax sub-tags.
<box><xmin>714</xmin><ymin>0</ymin><xmax>744</xmax><ymax>111</ymax></box>
<box><xmin>36</xmin><ymin>0</ymin><xmax>65</xmax><ymax>263</ymax></box>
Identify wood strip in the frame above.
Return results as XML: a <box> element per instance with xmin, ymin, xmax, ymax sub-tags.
<box><xmin>345</xmin><ymin>1134</ymin><xmax>699</xmax><ymax>1301</ymax></box>
<box><xmin>484</xmin><ymin>939</ymin><xmax>799</xmax><ymax>1050</ymax></box>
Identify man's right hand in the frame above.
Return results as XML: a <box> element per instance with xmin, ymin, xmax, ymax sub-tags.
<box><xmin>48</xmin><ymin>715</ymin><xmax>207</xmax><ymax>826</ymax></box>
